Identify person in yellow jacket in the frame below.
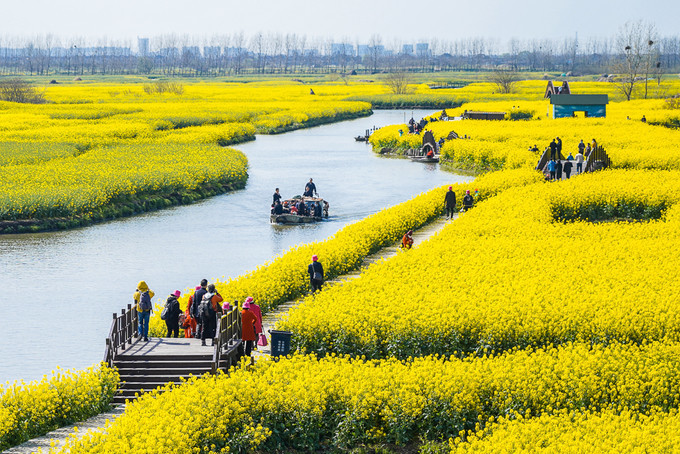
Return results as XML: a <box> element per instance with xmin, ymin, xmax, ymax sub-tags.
<box><xmin>133</xmin><ymin>281</ymin><xmax>155</xmax><ymax>341</ymax></box>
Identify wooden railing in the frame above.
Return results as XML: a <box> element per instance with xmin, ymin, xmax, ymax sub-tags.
<box><xmin>535</xmin><ymin>148</ymin><xmax>566</xmax><ymax>171</ymax></box>
<box><xmin>103</xmin><ymin>303</ymin><xmax>138</xmax><ymax>367</ymax></box>
<box><xmin>584</xmin><ymin>145</ymin><xmax>611</xmax><ymax>173</ymax></box>
<box><xmin>212</xmin><ymin>307</ymin><xmax>242</xmax><ymax>373</ymax></box>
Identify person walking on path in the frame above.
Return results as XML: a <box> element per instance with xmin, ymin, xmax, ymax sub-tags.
<box><xmin>241</xmin><ymin>300</ymin><xmax>258</xmax><ymax>357</ymax></box>
<box><xmin>402</xmin><ymin>230</ymin><xmax>414</xmax><ymax>249</ymax></box>
<box><xmin>463</xmin><ymin>190</ymin><xmax>474</xmax><ymax>211</ymax></box>
<box><xmin>134</xmin><ymin>281</ymin><xmax>155</xmax><ymax>342</ymax></box>
<box><xmin>199</xmin><ymin>284</ymin><xmax>223</xmax><ymax>346</ymax></box>
<box><xmin>563</xmin><ymin>159</ymin><xmax>573</xmax><ymax>179</ymax></box>
<box><xmin>163</xmin><ymin>290</ymin><xmax>182</xmax><ymax>338</ymax></box>
<box><xmin>575</xmin><ymin>152</ymin><xmax>585</xmax><ymax>174</ymax></box>
<box><xmin>444</xmin><ymin>186</ymin><xmax>457</xmax><ymax>219</ymax></box>
<box><xmin>192</xmin><ymin>279</ymin><xmax>208</xmax><ymax>339</ymax></box>
<box><xmin>578</xmin><ymin>140</ymin><xmax>585</xmax><ymax>155</ymax></box>
<box><xmin>303</xmin><ymin>178</ymin><xmax>318</xmax><ymax>197</ymax></box>
<box><xmin>308</xmin><ymin>254</ymin><xmax>324</xmax><ymax>292</ymax></box>
<box><xmin>246</xmin><ymin>297</ymin><xmax>263</xmax><ymax>349</ymax></box>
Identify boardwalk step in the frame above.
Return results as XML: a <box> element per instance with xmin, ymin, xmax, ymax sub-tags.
<box><xmin>116</xmin><ymin>360</ymin><xmax>212</xmax><ymax>369</ymax></box>
<box><xmin>117</xmin><ymin>374</ymin><xmax>197</xmax><ymax>383</ymax></box>
<box><xmin>115</xmin><ymin>353</ymin><xmax>213</xmax><ymax>361</ymax></box>
<box><xmin>117</xmin><ymin>367</ymin><xmax>212</xmax><ymax>376</ymax></box>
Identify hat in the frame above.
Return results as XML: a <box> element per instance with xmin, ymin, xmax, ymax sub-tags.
<box><xmin>243</xmin><ymin>301</ymin><xmax>251</xmax><ymax>309</ymax></box>
<box><xmin>312</xmin><ymin>255</ymin><xmax>318</xmax><ymax>262</ymax></box>
<box><xmin>448</xmin><ymin>186</ymin><xmax>452</xmax><ymax>190</ymax></box>
<box><xmin>173</xmin><ymin>290</ymin><xmax>181</xmax><ymax>298</ymax></box>
<box><xmin>195</xmin><ymin>285</ymin><xmax>201</xmax><ymax>290</ymax></box>
<box><xmin>245</xmin><ymin>297</ymin><xmax>254</xmax><ymax>304</ymax></box>
<box><xmin>466</xmin><ymin>190</ymin><xmax>470</xmax><ymax>194</ymax></box>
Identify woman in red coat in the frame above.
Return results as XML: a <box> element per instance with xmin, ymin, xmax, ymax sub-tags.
<box><xmin>241</xmin><ymin>300</ymin><xmax>258</xmax><ymax>356</ymax></box>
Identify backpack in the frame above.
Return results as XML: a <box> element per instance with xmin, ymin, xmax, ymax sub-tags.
<box><xmin>197</xmin><ymin>294</ymin><xmax>213</xmax><ymax>319</ymax></box>
<box><xmin>138</xmin><ymin>291</ymin><xmax>152</xmax><ymax>312</ymax></box>
<box><xmin>160</xmin><ymin>303</ymin><xmax>168</xmax><ymax>320</ymax></box>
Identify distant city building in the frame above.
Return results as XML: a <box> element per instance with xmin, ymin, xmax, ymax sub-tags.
<box><xmin>416</xmin><ymin>42</ymin><xmax>429</xmax><ymax>56</ymax></box>
<box><xmin>402</xmin><ymin>44</ymin><xmax>414</xmax><ymax>55</ymax></box>
<box><xmin>182</xmin><ymin>46</ymin><xmax>201</xmax><ymax>57</ymax></box>
<box><xmin>357</xmin><ymin>45</ymin><xmax>370</xmax><ymax>57</ymax></box>
<box><xmin>137</xmin><ymin>37</ymin><xmax>149</xmax><ymax>56</ymax></box>
<box><xmin>203</xmin><ymin>46</ymin><xmax>221</xmax><ymax>58</ymax></box>
<box><xmin>331</xmin><ymin>43</ymin><xmax>355</xmax><ymax>56</ymax></box>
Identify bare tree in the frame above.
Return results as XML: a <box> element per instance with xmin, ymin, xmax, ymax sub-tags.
<box><xmin>613</xmin><ymin>20</ymin><xmax>654</xmax><ymax>101</ymax></box>
<box><xmin>0</xmin><ymin>78</ymin><xmax>46</xmax><ymax>103</ymax></box>
<box><xmin>384</xmin><ymin>72</ymin><xmax>410</xmax><ymax>94</ymax></box>
<box><xmin>489</xmin><ymin>69</ymin><xmax>518</xmax><ymax>94</ymax></box>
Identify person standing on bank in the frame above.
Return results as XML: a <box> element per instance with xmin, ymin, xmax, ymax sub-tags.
<box><xmin>463</xmin><ymin>190</ymin><xmax>474</xmax><ymax>211</ymax></box>
<box><xmin>241</xmin><ymin>299</ymin><xmax>258</xmax><ymax>357</ymax></box>
<box><xmin>164</xmin><ymin>290</ymin><xmax>182</xmax><ymax>338</ymax></box>
<box><xmin>578</xmin><ymin>140</ymin><xmax>585</xmax><ymax>155</ymax></box>
<box><xmin>555</xmin><ymin>159</ymin><xmax>563</xmax><ymax>180</ymax></box>
<box><xmin>303</xmin><ymin>178</ymin><xmax>318</xmax><ymax>197</ymax></box>
<box><xmin>308</xmin><ymin>254</ymin><xmax>324</xmax><ymax>293</ymax></box>
<box><xmin>444</xmin><ymin>186</ymin><xmax>456</xmax><ymax>219</ymax></box>
<box><xmin>134</xmin><ymin>281</ymin><xmax>155</xmax><ymax>342</ymax></box>
<box><xmin>192</xmin><ymin>279</ymin><xmax>208</xmax><ymax>339</ymax></box>
<box><xmin>556</xmin><ymin>137</ymin><xmax>562</xmax><ymax>156</ymax></box>
<box><xmin>245</xmin><ymin>297</ymin><xmax>263</xmax><ymax>349</ymax></box>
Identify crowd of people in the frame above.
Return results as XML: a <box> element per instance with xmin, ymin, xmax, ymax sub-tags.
<box><xmin>538</xmin><ymin>137</ymin><xmax>599</xmax><ymax>181</ymax></box>
<box><xmin>133</xmin><ymin>254</ymin><xmax>326</xmax><ymax>356</ymax></box>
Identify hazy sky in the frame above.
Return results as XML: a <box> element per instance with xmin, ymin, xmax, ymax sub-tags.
<box><xmin>1</xmin><ymin>0</ymin><xmax>678</xmax><ymax>48</ymax></box>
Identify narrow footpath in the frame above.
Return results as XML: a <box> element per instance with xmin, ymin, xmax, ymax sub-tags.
<box><xmin>253</xmin><ymin>215</ymin><xmax>455</xmax><ymax>358</ymax></box>
<box><xmin>2</xmin><ymin>215</ymin><xmax>455</xmax><ymax>454</ymax></box>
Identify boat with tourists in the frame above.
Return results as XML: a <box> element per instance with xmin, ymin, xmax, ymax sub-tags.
<box><xmin>270</xmin><ymin>196</ymin><xmax>329</xmax><ymax>224</ymax></box>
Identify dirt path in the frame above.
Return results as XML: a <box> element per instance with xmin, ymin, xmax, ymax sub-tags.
<box><xmin>1</xmin><ymin>406</ymin><xmax>125</xmax><ymax>454</ymax></box>
<box><xmin>252</xmin><ymin>215</ymin><xmax>455</xmax><ymax>358</ymax></box>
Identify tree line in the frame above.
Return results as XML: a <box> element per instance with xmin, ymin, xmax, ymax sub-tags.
<box><xmin>0</xmin><ymin>23</ymin><xmax>678</xmax><ymax>78</ymax></box>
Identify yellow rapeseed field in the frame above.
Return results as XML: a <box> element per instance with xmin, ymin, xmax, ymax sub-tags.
<box><xmin>0</xmin><ymin>364</ymin><xmax>118</xmax><ymax>450</ymax></box>
<box><xmin>0</xmin><ymin>81</ymin><xmax>374</xmax><ymax>226</ymax></box>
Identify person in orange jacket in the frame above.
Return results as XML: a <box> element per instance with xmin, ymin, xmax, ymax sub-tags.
<box><xmin>241</xmin><ymin>299</ymin><xmax>258</xmax><ymax>356</ymax></box>
<box><xmin>401</xmin><ymin>230</ymin><xmax>414</xmax><ymax>249</ymax></box>
<box><xmin>183</xmin><ymin>286</ymin><xmax>201</xmax><ymax>339</ymax></box>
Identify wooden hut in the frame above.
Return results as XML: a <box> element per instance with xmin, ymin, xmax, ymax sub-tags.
<box><xmin>550</xmin><ymin>94</ymin><xmax>608</xmax><ymax>118</ymax></box>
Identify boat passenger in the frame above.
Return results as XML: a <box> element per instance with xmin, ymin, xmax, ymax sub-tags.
<box><xmin>303</xmin><ymin>178</ymin><xmax>318</xmax><ymax>197</ymax></box>
<box><xmin>273</xmin><ymin>188</ymin><xmax>282</xmax><ymax>205</ymax></box>
<box><xmin>309</xmin><ymin>203</ymin><xmax>317</xmax><ymax>217</ymax></box>
<box><xmin>323</xmin><ymin>201</ymin><xmax>329</xmax><ymax>217</ymax></box>
<box><xmin>297</xmin><ymin>200</ymin><xmax>307</xmax><ymax>216</ymax></box>
<box><xmin>273</xmin><ymin>200</ymin><xmax>283</xmax><ymax>215</ymax></box>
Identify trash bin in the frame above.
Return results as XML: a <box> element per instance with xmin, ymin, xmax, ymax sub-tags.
<box><xmin>269</xmin><ymin>330</ymin><xmax>292</xmax><ymax>357</ymax></box>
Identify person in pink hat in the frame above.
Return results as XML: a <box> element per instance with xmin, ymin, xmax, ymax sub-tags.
<box><xmin>308</xmin><ymin>254</ymin><xmax>324</xmax><ymax>293</ymax></box>
<box><xmin>241</xmin><ymin>298</ymin><xmax>258</xmax><ymax>356</ymax></box>
<box><xmin>245</xmin><ymin>297</ymin><xmax>263</xmax><ymax>349</ymax></box>
<box><xmin>163</xmin><ymin>290</ymin><xmax>182</xmax><ymax>338</ymax></box>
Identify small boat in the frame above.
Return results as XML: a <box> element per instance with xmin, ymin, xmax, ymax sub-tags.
<box><xmin>410</xmin><ymin>154</ymin><xmax>440</xmax><ymax>163</ymax></box>
<box><xmin>270</xmin><ymin>197</ymin><xmax>329</xmax><ymax>225</ymax></box>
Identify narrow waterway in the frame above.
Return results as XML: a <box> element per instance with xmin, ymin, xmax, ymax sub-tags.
<box><xmin>0</xmin><ymin>110</ymin><xmax>473</xmax><ymax>383</ymax></box>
